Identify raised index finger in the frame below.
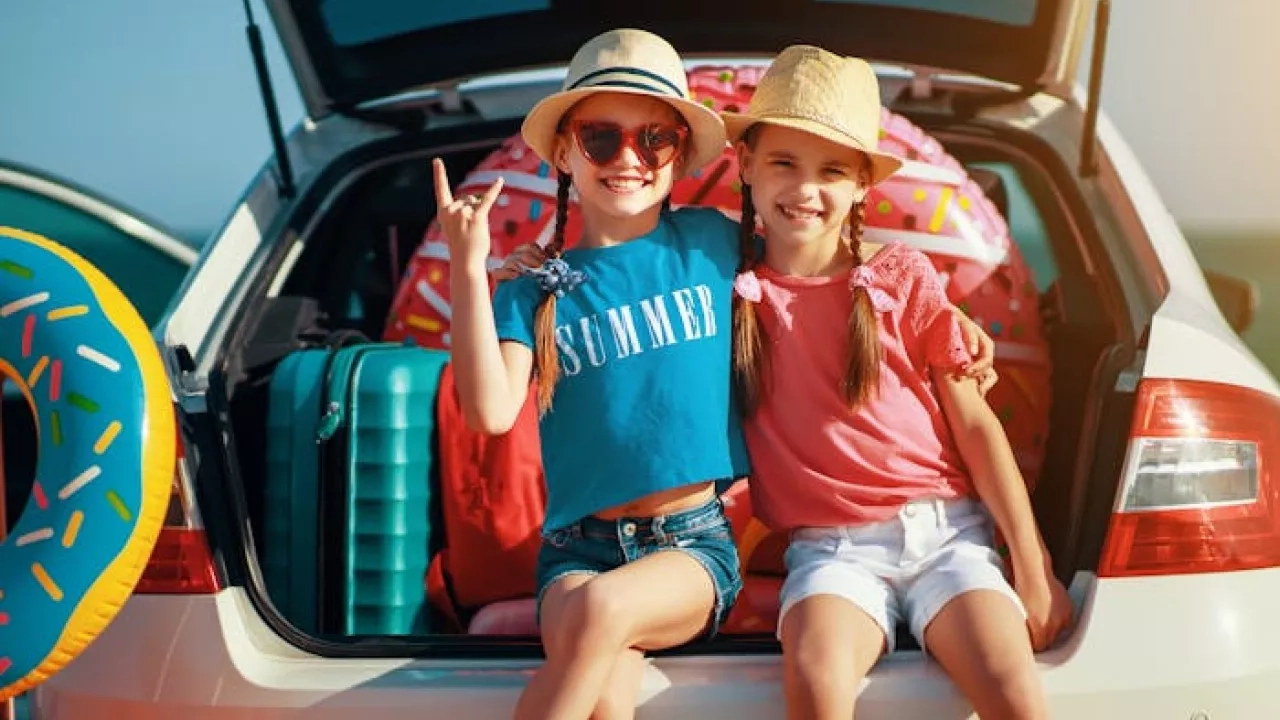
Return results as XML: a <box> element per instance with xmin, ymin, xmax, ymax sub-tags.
<box><xmin>432</xmin><ymin>158</ymin><xmax>454</xmax><ymax>207</ymax></box>
<box><xmin>478</xmin><ymin>176</ymin><xmax>505</xmax><ymax>213</ymax></box>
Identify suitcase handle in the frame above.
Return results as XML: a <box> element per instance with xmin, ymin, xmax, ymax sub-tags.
<box><xmin>314</xmin><ymin>339</ymin><xmax>425</xmax><ymax>442</ymax></box>
<box><xmin>316</xmin><ymin>350</ymin><xmax>365</xmax><ymax>443</ymax></box>
<box><xmin>316</xmin><ymin>401</ymin><xmax>343</xmax><ymax>441</ymax></box>
<box><xmin>314</xmin><ymin>332</ymin><xmax>367</xmax><ymax>443</ymax></box>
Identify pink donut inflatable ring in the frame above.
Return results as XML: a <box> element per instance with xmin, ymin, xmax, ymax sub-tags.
<box><xmin>385</xmin><ymin>65</ymin><xmax>1052</xmax><ymax>631</ymax></box>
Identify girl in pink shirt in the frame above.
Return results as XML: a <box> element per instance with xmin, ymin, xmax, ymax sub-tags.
<box><xmin>724</xmin><ymin>47</ymin><xmax>1074</xmax><ymax>719</ymax></box>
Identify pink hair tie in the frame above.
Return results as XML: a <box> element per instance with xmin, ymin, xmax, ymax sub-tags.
<box><xmin>734</xmin><ymin>270</ymin><xmax>763</xmax><ymax>303</ymax></box>
<box><xmin>849</xmin><ymin>265</ymin><xmax>897</xmax><ymax>312</ymax></box>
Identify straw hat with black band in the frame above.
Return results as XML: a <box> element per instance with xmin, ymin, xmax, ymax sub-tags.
<box><xmin>521</xmin><ymin>28</ymin><xmax>728</xmax><ymax>175</ymax></box>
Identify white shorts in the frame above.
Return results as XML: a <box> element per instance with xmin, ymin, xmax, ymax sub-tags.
<box><xmin>778</xmin><ymin>496</ymin><xmax>1025</xmax><ymax>653</ymax></box>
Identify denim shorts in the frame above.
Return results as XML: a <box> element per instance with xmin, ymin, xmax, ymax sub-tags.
<box><xmin>536</xmin><ymin>495</ymin><xmax>743</xmax><ymax>639</ymax></box>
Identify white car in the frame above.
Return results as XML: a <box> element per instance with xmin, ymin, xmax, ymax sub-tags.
<box><xmin>28</xmin><ymin>0</ymin><xmax>1280</xmax><ymax>717</ymax></box>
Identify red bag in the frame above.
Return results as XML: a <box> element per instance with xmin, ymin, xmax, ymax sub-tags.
<box><xmin>426</xmin><ymin>364</ymin><xmax>547</xmax><ymax>630</ymax></box>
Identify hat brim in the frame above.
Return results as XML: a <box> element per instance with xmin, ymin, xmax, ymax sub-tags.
<box><xmin>721</xmin><ymin>112</ymin><xmax>903</xmax><ymax>185</ymax></box>
<box><xmin>521</xmin><ymin>86</ymin><xmax>728</xmax><ymax>177</ymax></box>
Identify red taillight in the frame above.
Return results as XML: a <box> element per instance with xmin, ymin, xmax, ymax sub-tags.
<box><xmin>1099</xmin><ymin>378</ymin><xmax>1280</xmax><ymax>578</ymax></box>
<box><xmin>136</xmin><ymin>527</ymin><xmax>219</xmax><ymax>594</ymax></box>
<box><xmin>135</xmin><ymin>436</ymin><xmax>220</xmax><ymax>594</ymax></box>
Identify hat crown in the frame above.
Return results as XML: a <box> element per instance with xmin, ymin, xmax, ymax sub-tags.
<box><xmin>562</xmin><ymin>29</ymin><xmax>691</xmax><ymax>99</ymax></box>
<box><xmin>519</xmin><ymin>28</ymin><xmax>727</xmax><ymax>176</ymax></box>
<box><xmin>745</xmin><ymin>45</ymin><xmax>882</xmax><ymax>148</ymax></box>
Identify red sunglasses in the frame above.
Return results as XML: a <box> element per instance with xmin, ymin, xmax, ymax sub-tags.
<box><xmin>568</xmin><ymin>120</ymin><xmax>689</xmax><ymax>171</ymax></box>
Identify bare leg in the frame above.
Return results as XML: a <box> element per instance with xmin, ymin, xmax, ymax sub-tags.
<box><xmin>518</xmin><ymin>573</ymin><xmax>595</xmax><ymax>720</ymax></box>
<box><xmin>590</xmin><ymin>648</ymin><xmax>646</xmax><ymax>720</ymax></box>
<box><xmin>780</xmin><ymin>595</ymin><xmax>887</xmax><ymax>720</ymax></box>
<box><xmin>923</xmin><ymin>589</ymin><xmax>1048</xmax><ymax>720</ymax></box>
<box><xmin>514</xmin><ymin>551</ymin><xmax>716</xmax><ymax>720</ymax></box>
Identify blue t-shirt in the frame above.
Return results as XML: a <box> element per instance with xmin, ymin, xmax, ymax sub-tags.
<box><xmin>492</xmin><ymin>206</ymin><xmax>750</xmax><ymax>531</ymax></box>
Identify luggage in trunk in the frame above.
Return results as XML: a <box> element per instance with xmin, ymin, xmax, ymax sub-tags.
<box><xmin>263</xmin><ymin>340</ymin><xmax>447</xmax><ymax>635</ymax></box>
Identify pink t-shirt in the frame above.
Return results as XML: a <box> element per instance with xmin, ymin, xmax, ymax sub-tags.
<box><xmin>745</xmin><ymin>243</ymin><xmax>975</xmax><ymax>530</ymax></box>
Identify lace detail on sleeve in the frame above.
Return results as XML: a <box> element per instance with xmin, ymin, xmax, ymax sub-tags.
<box><xmin>896</xmin><ymin>247</ymin><xmax>971</xmax><ymax>371</ymax></box>
<box><xmin>924</xmin><ymin>312</ymin><xmax>973</xmax><ymax>371</ymax></box>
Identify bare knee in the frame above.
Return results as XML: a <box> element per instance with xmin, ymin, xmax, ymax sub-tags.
<box><xmin>783</xmin><ymin>614</ymin><xmax>869</xmax><ymax>708</ymax></box>
<box><xmin>552</xmin><ymin>580</ymin><xmax>631</xmax><ymax>654</ymax></box>
<box><xmin>786</xmin><ymin>637</ymin><xmax>858</xmax><ymax>696</ymax></box>
<box><xmin>783</xmin><ymin>605</ymin><xmax>879</xmax><ymax>684</ymax></box>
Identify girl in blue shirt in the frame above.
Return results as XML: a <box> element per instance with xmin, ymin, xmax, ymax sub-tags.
<box><xmin>440</xmin><ymin>29</ymin><xmax>750</xmax><ymax>720</ymax></box>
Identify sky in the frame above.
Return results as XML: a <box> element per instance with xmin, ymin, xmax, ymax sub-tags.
<box><xmin>1</xmin><ymin>0</ymin><xmax>1277</xmax><ymax>240</ymax></box>
<box><xmin>0</xmin><ymin>0</ymin><xmax>303</xmax><ymax>240</ymax></box>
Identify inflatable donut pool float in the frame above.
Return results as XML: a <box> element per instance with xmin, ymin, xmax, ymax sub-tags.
<box><xmin>385</xmin><ymin>65</ymin><xmax>1052</xmax><ymax>629</ymax></box>
<box><xmin>0</xmin><ymin>226</ymin><xmax>174</xmax><ymax>700</ymax></box>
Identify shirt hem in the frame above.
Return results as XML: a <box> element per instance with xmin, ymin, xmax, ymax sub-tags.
<box><xmin>544</xmin><ymin>474</ymin><xmax>734</xmax><ymax>532</ymax></box>
<box><xmin>755</xmin><ymin>483</ymin><xmax>974</xmax><ymax>532</ymax></box>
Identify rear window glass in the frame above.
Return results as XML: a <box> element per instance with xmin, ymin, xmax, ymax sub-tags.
<box><xmin>817</xmin><ymin>0</ymin><xmax>1036</xmax><ymax>26</ymax></box>
<box><xmin>970</xmin><ymin>161</ymin><xmax>1059</xmax><ymax>291</ymax></box>
<box><xmin>319</xmin><ymin>0</ymin><xmax>1036</xmax><ymax>46</ymax></box>
<box><xmin>320</xmin><ymin>0</ymin><xmax>550</xmax><ymax>46</ymax></box>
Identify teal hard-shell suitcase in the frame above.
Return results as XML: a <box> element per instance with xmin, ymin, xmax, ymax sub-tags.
<box><xmin>264</xmin><ymin>341</ymin><xmax>448</xmax><ymax>635</ymax></box>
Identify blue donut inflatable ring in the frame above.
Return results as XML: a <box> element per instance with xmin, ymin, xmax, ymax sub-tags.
<box><xmin>0</xmin><ymin>226</ymin><xmax>174</xmax><ymax>701</ymax></box>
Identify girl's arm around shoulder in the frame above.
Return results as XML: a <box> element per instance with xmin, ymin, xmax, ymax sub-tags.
<box><xmin>893</xmin><ymin>246</ymin><xmax>997</xmax><ymax>389</ymax></box>
<box><xmin>450</xmin><ymin>261</ymin><xmax>536</xmax><ymax>434</ymax></box>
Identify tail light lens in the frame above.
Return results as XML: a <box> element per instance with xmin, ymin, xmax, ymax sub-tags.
<box><xmin>1099</xmin><ymin>378</ymin><xmax>1280</xmax><ymax>577</ymax></box>
<box><xmin>136</xmin><ymin>525</ymin><xmax>219</xmax><ymax>594</ymax></box>
<box><xmin>135</xmin><ymin>431</ymin><xmax>220</xmax><ymax>594</ymax></box>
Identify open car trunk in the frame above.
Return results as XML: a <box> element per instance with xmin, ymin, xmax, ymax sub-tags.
<box><xmin>206</xmin><ymin>81</ymin><xmax>1134</xmax><ymax>659</ymax></box>
<box><xmin>266</xmin><ymin>0</ymin><xmax>1097</xmax><ymax>121</ymax></box>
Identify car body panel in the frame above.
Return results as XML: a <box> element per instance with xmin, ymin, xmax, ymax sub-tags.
<box><xmin>32</xmin><ymin>568</ymin><xmax>1280</xmax><ymax>718</ymax></box>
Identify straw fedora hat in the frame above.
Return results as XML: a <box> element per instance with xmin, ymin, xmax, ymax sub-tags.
<box><xmin>521</xmin><ymin>28</ymin><xmax>727</xmax><ymax>174</ymax></box>
<box><xmin>722</xmin><ymin>45</ymin><xmax>903</xmax><ymax>185</ymax></box>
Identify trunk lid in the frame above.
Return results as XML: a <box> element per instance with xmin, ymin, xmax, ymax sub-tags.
<box><xmin>264</xmin><ymin>0</ymin><xmax>1097</xmax><ymax>120</ymax></box>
